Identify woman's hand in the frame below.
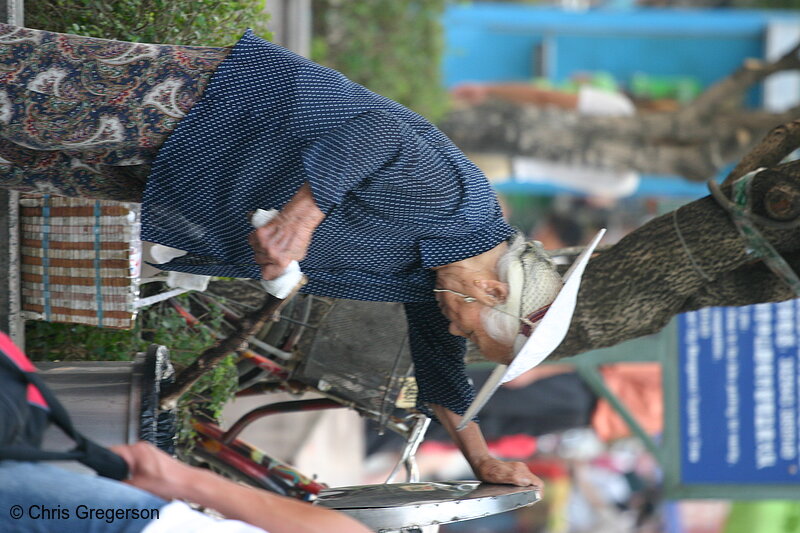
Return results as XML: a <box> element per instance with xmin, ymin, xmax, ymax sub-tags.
<box><xmin>473</xmin><ymin>455</ymin><xmax>543</xmax><ymax>489</ymax></box>
<box><xmin>249</xmin><ymin>183</ymin><xmax>325</xmax><ymax>280</ymax></box>
<box><xmin>430</xmin><ymin>405</ymin><xmax>544</xmax><ymax>492</ymax></box>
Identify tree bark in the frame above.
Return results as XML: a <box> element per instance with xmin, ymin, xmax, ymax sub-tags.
<box><xmin>550</xmin><ymin>156</ymin><xmax>800</xmax><ymax>360</ymax></box>
<box><xmin>439</xmin><ymin>41</ymin><xmax>800</xmax><ymax>182</ymax></box>
<box><xmin>725</xmin><ymin>118</ymin><xmax>800</xmax><ymax>184</ymax></box>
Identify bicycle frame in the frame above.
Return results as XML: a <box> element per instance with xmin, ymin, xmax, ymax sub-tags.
<box><xmin>176</xmin><ymin>295</ymin><xmax>432</xmax><ymax>502</ymax></box>
<box><xmin>190</xmin><ymin>414</ymin><xmax>326</xmax><ymax>500</ymax></box>
<box><xmin>189</xmin><ymin>392</ymin><xmax>430</xmax><ymax>501</ymax></box>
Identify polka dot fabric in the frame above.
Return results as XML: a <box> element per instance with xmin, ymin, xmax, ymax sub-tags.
<box><xmin>141</xmin><ymin>30</ymin><xmax>515</xmax><ymax>415</ymax></box>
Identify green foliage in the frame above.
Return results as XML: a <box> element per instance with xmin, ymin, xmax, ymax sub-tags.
<box><xmin>175</xmin><ymin>354</ymin><xmax>239</xmax><ymax>450</ymax></box>
<box><xmin>139</xmin><ymin>295</ymin><xmax>239</xmax><ymax>449</ymax></box>
<box><xmin>25</xmin><ymin>294</ymin><xmax>239</xmax><ymax>440</ymax></box>
<box><xmin>26</xmin><ymin>294</ymin><xmax>221</xmax><ymax>362</ymax></box>
<box><xmin>311</xmin><ymin>0</ymin><xmax>449</xmax><ymax>121</ymax></box>
<box><xmin>139</xmin><ymin>296</ymin><xmax>223</xmax><ymax>369</ymax></box>
<box><xmin>25</xmin><ymin>0</ymin><xmax>271</xmax><ymax>46</ymax></box>
<box><xmin>25</xmin><ymin>320</ymin><xmax>148</xmax><ymax>361</ymax></box>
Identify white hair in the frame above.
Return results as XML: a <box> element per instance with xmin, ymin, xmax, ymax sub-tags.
<box><xmin>481</xmin><ymin>234</ymin><xmax>526</xmax><ymax>346</ymax></box>
<box><xmin>481</xmin><ymin>233</ymin><xmax>563</xmax><ymax>354</ymax></box>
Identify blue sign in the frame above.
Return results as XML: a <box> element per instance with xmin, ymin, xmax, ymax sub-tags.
<box><xmin>678</xmin><ymin>302</ymin><xmax>800</xmax><ymax>484</ymax></box>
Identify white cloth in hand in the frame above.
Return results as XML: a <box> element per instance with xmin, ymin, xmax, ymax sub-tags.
<box><xmin>252</xmin><ymin>209</ymin><xmax>303</xmax><ymax>299</ymax></box>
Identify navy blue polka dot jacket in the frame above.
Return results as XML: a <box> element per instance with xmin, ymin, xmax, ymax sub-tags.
<box><xmin>141</xmin><ymin>30</ymin><xmax>515</xmax><ymax>415</ymax></box>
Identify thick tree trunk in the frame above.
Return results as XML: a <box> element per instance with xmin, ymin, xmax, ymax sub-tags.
<box><xmin>551</xmin><ymin>156</ymin><xmax>800</xmax><ymax>359</ymax></box>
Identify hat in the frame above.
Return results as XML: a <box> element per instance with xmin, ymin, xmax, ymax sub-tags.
<box><xmin>457</xmin><ymin>229</ymin><xmax>606</xmax><ymax>431</ymax></box>
<box><xmin>494</xmin><ymin>239</ymin><xmax>564</xmax><ymax>355</ymax></box>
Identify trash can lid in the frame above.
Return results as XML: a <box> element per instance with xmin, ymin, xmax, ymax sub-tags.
<box><xmin>315</xmin><ymin>481</ymin><xmax>540</xmax><ymax>530</ymax></box>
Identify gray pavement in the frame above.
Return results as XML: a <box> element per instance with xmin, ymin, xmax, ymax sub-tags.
<box><xmin>221</xmin><ymin>391</ymin><xmax>367</xmax><ymax>488</ymax></box>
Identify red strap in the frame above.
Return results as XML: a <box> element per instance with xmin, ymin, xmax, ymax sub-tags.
<box><xmin>0</xmin><ymin>331</ymin><xmax>49</xmax><ymax>410</ymax></box>
<box><xmin>26</xmin><ymin>384</ymin><xmax>48</xmax><ymax>410</ymax></box>
<box><xmin>0</xmin><ymin>331</ymin><xmax>36</xmax><ymax>372</ymax></box>
<box><xmin>519</xmin><ymin>303</ymin><xmax>552</xmax><ymax>337</ymax></box>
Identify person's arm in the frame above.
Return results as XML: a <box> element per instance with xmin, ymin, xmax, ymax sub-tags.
<box><xmin>451</xmin><ymin>82</ymin><xmax>579</xmax><ymax>109</ymax></box>
<box><xmin>250</xmin><ymin>110</ymin><xmax>408</xmax><ymax>280</ymax></box>
<box><xmin>111</xmin><ymin>442</ymin><xmax>371</xmax><ymax>533</ymax></box>
<box><xmin>298</xmin><ymin>109</ymin><xmax>407</xmax><ymax>214</ymax></box>
<box><xmin>430</xmin><ymin>404</ymin><xmax>544</xmax><ymax>489</ymax></box>
<box><xmin>403</xmin><ymin>301</ymin><xmax>543</xmax><ymax>489</ymax></box>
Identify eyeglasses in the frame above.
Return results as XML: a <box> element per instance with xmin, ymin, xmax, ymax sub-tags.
<box><xmin>432</xmin><ymin>288</ymin><xmax>544</xmax><ymax>333</ymax></box>
<box><xmin>432</xmin><ymin>288</ymin><xmax>478</xmax><ymax>303</ymax></box>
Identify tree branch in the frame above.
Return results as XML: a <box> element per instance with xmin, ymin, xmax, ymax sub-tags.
<box><xmin>439</xmin><ymin>40</ymin><xmax>800</xmax><ymax>182</ymax></box>
<box><xmin>724</xmin><ymin>119</ymin><xmax>800</xmax><ymax>184</ymax></box>
<box><xmin>679</xmin><ymin>40</ymin><xmax>800</xmax><ymax>120</ymax></box>
<box><xmin>159</xmin><ymin>281</ymin><xmax>304</xmax><ymax>410</ymax></box>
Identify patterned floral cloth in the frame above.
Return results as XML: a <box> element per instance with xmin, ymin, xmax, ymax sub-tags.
<box><xmin>0</xmin><ymin>24</ymin><xmax>229</xmax><ymax>201</ymax></box>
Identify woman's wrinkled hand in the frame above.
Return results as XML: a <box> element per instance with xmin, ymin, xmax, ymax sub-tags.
<box><xmin>249</xmin><ymin>183</ymin><xmax>324</xmax><ymax>280</ymax></box>
<box><xmin>473</xmin><ymin>456</ymin><xmax>544</xmax><ymax>491</ymax></box>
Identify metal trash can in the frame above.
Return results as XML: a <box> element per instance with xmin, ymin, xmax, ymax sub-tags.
<box><xmin>37</xmin><ymin>345</ymin><xmax>174</xmax><ymax>473</ymax></box>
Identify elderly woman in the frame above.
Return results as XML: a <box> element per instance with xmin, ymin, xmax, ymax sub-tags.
<box><xmin>0</xmin><ymin>24</ymin><xmax>562</xmax><ymax>488</ymax></box>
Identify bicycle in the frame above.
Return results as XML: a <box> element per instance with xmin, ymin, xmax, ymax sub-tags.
<box><xmin>158</xmin><ymin>279</ymin><xmax>540</xmax><ymax>531</ymax></box>
<box><xmin>169</xmin><ymin>282</ymin><xmax>432</xmax><ymax>492</ymax></box>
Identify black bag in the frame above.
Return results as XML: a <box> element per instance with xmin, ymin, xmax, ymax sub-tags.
<box><xmin>0</xmin><ymin>332</ymin><xmax>129</xmax><ymax>480</ymax></box>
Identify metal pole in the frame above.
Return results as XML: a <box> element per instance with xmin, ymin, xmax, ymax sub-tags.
<box><xmin>0</xmin><ymin>0</ymin><xmax>23</xmax><ymax>25</ymax></box>
<box><xmin>0</xmin><ymin>191</ymin><xmax>22</xmax><ymax>346</ymax></box>
<box><xmin>264</xmin><ymin>0</ymin><xmax>311</xmax><ymax>57</ymax></box>
<box><xmin>0</xmin><ymin>1</ymin><xmax>23</xmax><ymax>347</ymax></box>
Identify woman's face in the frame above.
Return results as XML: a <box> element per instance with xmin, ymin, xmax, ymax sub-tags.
<box><xmin>434</xmin><ymin>279</ymin><xmax>515</xmax><ymax>365</ymax></box>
